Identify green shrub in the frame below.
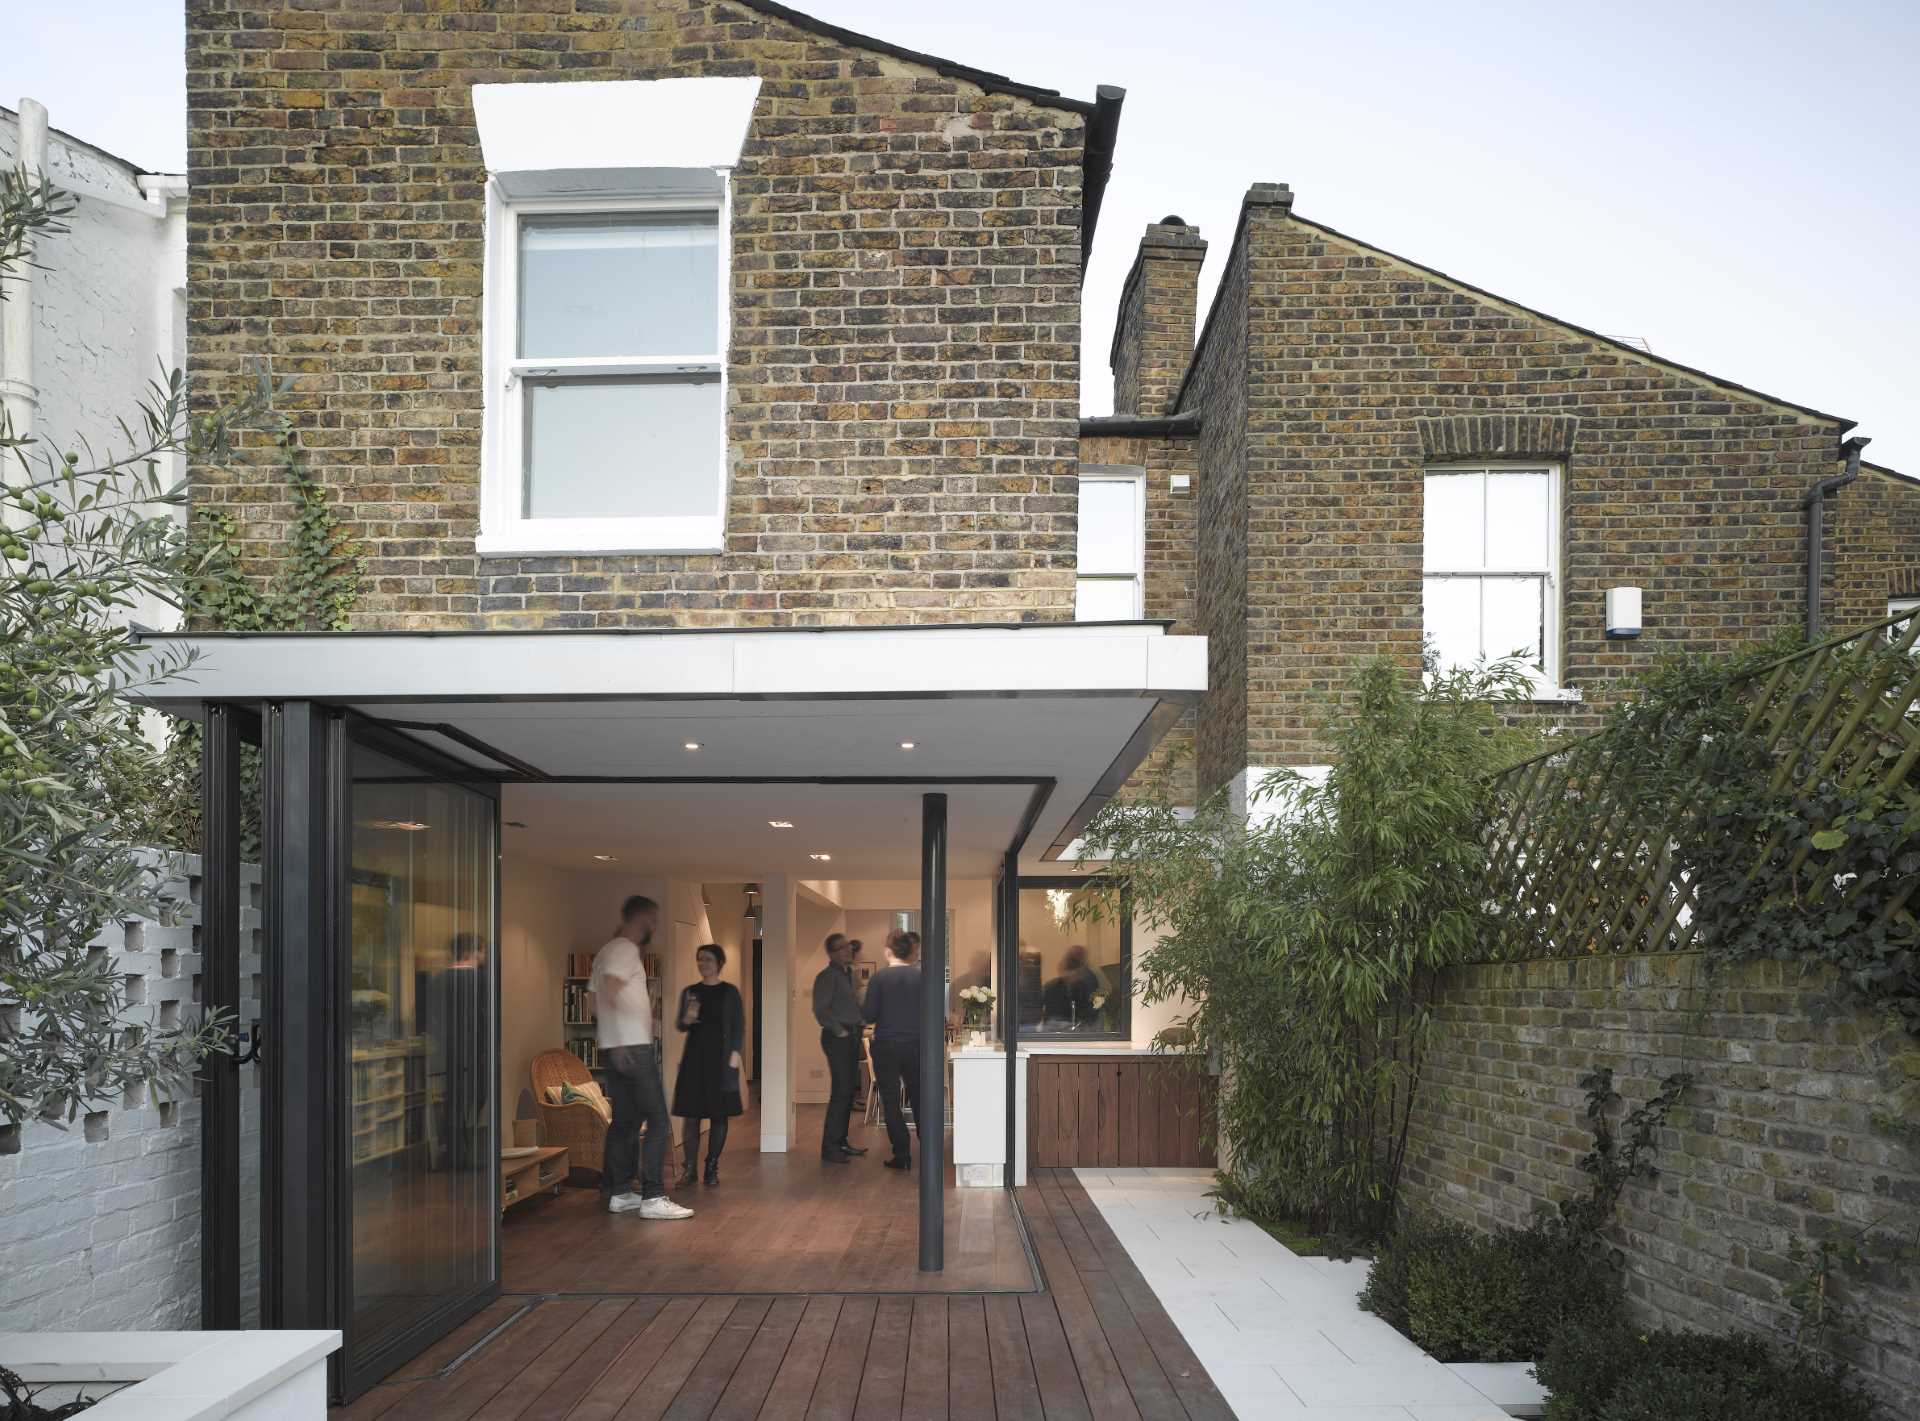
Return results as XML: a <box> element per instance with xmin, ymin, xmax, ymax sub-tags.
<box><xmin>1536</xmin><ymin>1318</ymin><xmax>1879</xmax><ymax>1421</ymax></box>
<box><xmin>1359</xmin><ymin>1214</ymin><xmax>1623</xmax><ymax>1362</ymax></box>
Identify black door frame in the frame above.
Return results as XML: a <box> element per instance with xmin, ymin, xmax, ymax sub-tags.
<box><xmin>334</xmin><ymin>711</ymin><xmax>504</xmax><ymax>1401</ymax></box>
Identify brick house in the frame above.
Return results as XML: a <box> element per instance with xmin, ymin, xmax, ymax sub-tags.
<box><xmin>160</xmin><ymin>2</ymin><xmax>1209</xmax><ymax>1401</ymax></box>
<box><xmin>1090</xmin><ymin>185</ymin><xmax>1920</xmax><ymax>805</ymax></box>
<box><xmin>62</xmin><ymin>0</ymin><xmax>1899</xmax><ymax>1402</ymax></box>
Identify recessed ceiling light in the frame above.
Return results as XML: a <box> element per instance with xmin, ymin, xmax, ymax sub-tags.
<box><xmin>899</xmin><ymin>740</ymin><xmax>917</xmax><ymax>750</ymax></box>
<box><xmin>768</xmin><ymin>820</ymin><xmax>794</xmax><ymax>829</ymax></box>
<box><xmin>809</xmin><ymin>853</ymin><xmax>832</xmax><ymax>862</ymax></box>
<box><xmin>593</xmin><ymin>854</ymin><xmax>617</xmax><ymax>862</ymax></box>
<box><xmin>683</xmin><ymin>741</ymin><xmax>703</xmax><ymax>751</ymax></box>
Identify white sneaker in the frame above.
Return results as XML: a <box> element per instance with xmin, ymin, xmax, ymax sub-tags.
<box><xmin>607</xmin><ymin>1192</ymin><xmax>646</xmax><ymax>1214</ymax></box>
<box><xmin>638</xmin><ymin>1194</ymin><xmax>695</xmax><ymax>1220</ymax></box>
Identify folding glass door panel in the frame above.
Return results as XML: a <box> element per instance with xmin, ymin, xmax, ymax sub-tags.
<box><xmin>344</xmin><ymin>732</ymin><xmax>498</xmax><ymax>1388</ymax></box>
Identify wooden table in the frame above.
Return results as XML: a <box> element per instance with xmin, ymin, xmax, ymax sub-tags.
<box><xmin>501</xmin><ymin>1145</ymin><xmax>569</xmax><ymax>1214</ymax></box>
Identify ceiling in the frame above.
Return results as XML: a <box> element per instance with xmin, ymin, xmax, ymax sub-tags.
<box><xmin>500</xmin><ymin>780</ymin><xmax>1043</xmax><ymax>880</ymax></box>
<box><xmin>133</xmin><ymin>623</ymin><xmax>1205</xmax><ymax>870</ymax></box>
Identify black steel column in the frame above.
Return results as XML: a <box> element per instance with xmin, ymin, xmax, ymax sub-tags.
<box><xmin>262</xmin><ymin>701</ymin><xmax>340</xmax><ymax>1333</ymax></box>
<box><xmin>199</xmin><ymin>705</ymin><xmax>242</xmax><ymax>1329</ymax></box>
<box><xmin>919</xmin><ymin>792</ymin><xmax>948</xmax><ymax>1272</ymax></box>
<box><xmin>1000</xmin><ymin>849</ymin><xmax>1019</xmax><ymax>1191</ymax></box>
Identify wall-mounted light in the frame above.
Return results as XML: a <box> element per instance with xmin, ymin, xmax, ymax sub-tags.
<box><xmin>1605</xmin><ymin>586</ymin><xmax>1643</xmax><ymax>639</ymax></box>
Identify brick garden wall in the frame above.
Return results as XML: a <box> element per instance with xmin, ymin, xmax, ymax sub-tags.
<box><xmin>1402</xmin><ymin>952</ymin><xmax>1920</xmax><ymax>1415</ymax></box>
<box><xmin>185</xmin><ymin>0</ymin><xmax>1088</xmax><ymax>629</ymax></box>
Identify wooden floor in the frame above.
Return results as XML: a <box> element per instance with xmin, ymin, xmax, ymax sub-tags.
<box><xmin>335</xmin><ymin>1170</ymin><xmax>1235</xmax><ymax>1421</ymax></box>
<box><xmin>504</xmin><ymin>1106</ymin><xmax>1033</xmax><ymax>1295</ymax></box>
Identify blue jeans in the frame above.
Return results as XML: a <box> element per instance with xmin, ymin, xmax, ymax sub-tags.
<box><xmin>600</xmin><ymin>1043</ymin><xmax>670</xmax><ymax>1199</ymax></box>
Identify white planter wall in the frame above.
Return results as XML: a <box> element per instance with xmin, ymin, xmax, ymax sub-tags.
<box><xmin>0</xmin><ymin>856</ymin><xmax>265</xmax><ymax>1333</ymax></box>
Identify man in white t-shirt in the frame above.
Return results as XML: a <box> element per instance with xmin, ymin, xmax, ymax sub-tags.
<box><xmin>588</xmin><ymin>895</ymin><xmax>693</xmax><ymax>1219</ymax></box>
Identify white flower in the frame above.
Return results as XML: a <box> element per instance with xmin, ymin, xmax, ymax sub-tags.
<box><xmin>1091</xmin><ymin>993</ymin><xmax>1108</xmax><ymax>1010</ymax></box>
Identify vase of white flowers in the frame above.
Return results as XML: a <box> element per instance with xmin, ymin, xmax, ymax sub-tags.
<box><xmin>958</xmin><ymin>984</ymin><xmax>996</xmax><ymax>1046</ymax></box>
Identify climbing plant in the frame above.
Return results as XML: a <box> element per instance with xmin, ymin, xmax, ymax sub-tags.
<box><xmin>187</xmin><ymin>416</ymin><xmax>361</xmax><ymax>633</ymax></box>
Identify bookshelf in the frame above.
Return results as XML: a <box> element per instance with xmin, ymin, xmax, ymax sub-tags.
<box><xmin>563</xmin><ymin>950</ymin><xmax>664</xmax><ymax>1071</ymax></box>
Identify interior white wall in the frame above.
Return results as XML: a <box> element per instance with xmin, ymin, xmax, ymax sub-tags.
<box><xmin>759</xmin><ymin>875</ymin><xmax>795</xmax><ymax>1152</ymax></box>
<box><xmin>831</xmin><ymin>878</ymin><xmax>996</xmax><ymax>1018</ymax></box>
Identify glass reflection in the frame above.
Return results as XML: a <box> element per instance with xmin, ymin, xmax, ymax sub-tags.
<box><xmin>348</xmin><ymin>742</ymin><xmax>495</xmax><ymax>1367</ymax></box>
<box><xmin>1016</xmin><ymin>884</ymin><xmax>1128</xmax><ymax>1039</ymax></box>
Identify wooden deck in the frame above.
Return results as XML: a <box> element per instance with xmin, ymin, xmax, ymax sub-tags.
<box><xmin>336</xmin><ymin>1171</ymin><xmax>1234</xmax><ymax>1421</ymax></box>
<box><xmin>503</xmin><ymin>1107</ymin><xmax>1032</xmax><ymax>1296</ymax></box>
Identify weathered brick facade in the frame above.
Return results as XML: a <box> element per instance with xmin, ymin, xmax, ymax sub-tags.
<box><xmin>1102</xmin><ymin>184</ymin><xmax>1920</xmax><ymax>797</ymax></box>
<box><xmin>186</xmin><ymin>0</ymin><xmax>1100</xmax><ymax>629</ymax></box>
<box><xmin>1402</xmin><ymin>953</ymin><xmax>1920</xmax><ymax>1417</ymax></box>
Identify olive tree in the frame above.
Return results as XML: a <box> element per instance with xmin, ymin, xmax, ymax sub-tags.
<box><xmin>0</xmin><ymin>168</ymin><xmax>270</xmax><ymax>1136</ymax></box>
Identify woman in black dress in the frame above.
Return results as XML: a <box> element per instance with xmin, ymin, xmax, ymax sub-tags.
<box><xmin>672</xmin><ymin>944</ymin><xmax>745</xmax><ymax>1187</ymax></box>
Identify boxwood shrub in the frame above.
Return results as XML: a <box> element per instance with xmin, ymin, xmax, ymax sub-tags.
<box><xmin>1536</xmin><ymin>1318</ymin><xmax>1879</xmax><ymax>1420</ymax></box>
<box><xmin>1359</xmin><ymin>1214</ymin><xmax>1623</xmax><ymax>1362</ymax></box>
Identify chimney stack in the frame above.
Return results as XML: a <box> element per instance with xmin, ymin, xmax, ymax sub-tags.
<box><xmin>1109</xmin><ymin>216</ymin><xmax>1206</xmax><ymax>417</ymax></box>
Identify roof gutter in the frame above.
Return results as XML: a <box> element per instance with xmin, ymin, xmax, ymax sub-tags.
<box><xmin>1803</xmin><ymin>435</ymin><xmax>1870</xmax><ymax>640</ymax></box>
<box><xmin>1079</xmin><ymin>413</ymin><xmax>1200</xmax><ymax>438</ymax></box>
<box><xmin>1079</xmin><ymin>86</ymin><xmax>1125</xmax><ymax>279</ymax></box>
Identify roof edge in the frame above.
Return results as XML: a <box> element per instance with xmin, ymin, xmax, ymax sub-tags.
<box><xmin>1172</xmin><ymin>188</ymin><xmax>1859</xmax><ymax>433</ymax></box>
<box><xmin>1287</xmin><ymin>213</ymin><xmax>1857</xmax><ymax>432</ymax></box>
<box><xmin>729</xmin><ymin>0</ymin><xmax>1096</xmax><ymax>115</ymax></box>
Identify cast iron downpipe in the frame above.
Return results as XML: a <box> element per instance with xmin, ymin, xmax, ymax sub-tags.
<box><xmin>1803</xmin><ymin>435</ymin><xmax>1871</xmax><ymax>641</ymax></box>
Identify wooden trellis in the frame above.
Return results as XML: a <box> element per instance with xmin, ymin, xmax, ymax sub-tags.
<box><xmin>1483</xmin><ymin>611</ymin><xmax>1920</xmax><ymax>959</ymax></box>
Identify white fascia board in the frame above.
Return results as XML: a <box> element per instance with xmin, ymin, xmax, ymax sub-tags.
<box><xmin>131</xmin><ymin>625</ymin><xmax>1207</xmax><ymax>707</ymax></box>
<box><xmin>472</xmin><ymin>77</ymin><xmax>762</xmax><ymax>180</ymax></box>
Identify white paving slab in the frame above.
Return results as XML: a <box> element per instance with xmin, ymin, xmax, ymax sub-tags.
<box><xmin>1073</xmin><ymin>1167</ymin><xmax>1533</xmax><ymax>1421</ymax></box>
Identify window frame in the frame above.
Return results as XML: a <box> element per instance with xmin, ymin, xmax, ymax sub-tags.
<box><xmin>1889</xmin><ymin>596</ymin><xmax>1920</xmax><ymax>643</ymax></box>
<box><xmin>1075</xmin><ymin>464</ymin><xmax>1148</xmax><ymax>621</ymax></box>
<box><xmin>479</xmin><ymin>182</ymin><xmax>732</xmax><ymax>557</ymax></box>
<box><xmin>1422</xmin><ymin>461</ymin><xmax>1565</xmax><ymax>688</ymax></box>
<box><xmin>1014</xmin><ymin>875</ymin><xmax>1133</xmax><ymax>1043</ymax></box>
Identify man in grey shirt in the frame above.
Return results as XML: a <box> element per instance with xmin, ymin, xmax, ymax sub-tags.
<box><xmin>862</xmin><ymin>931</ymin><xmax>923</xmax><ymax>1169</ymax></box>
<box><xmin>811</xmin><ymin>933</ymin><xmax>866</xmax><ymax>1162</ymax></box>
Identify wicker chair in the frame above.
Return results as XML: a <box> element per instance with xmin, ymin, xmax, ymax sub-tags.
<box><xmin>530</xmin><ymin>1049</ymin><xmax>608</xmax><ymax>1177</ymax></box>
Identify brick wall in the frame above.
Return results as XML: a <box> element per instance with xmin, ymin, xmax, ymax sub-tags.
<box><xmin>1402</xmin><ymin>953</ymin><xmax>1920</xmax><ymax>1415</ymax></box>
<box><xmin>1832</xmin><ymin>465</ymin><xmax>1920</xmax><ymax>628</ymax></box>
<box><xmin>185</xmin><ymin>0</ymin><xmax>1088</xmax><ymax>629</ymax></box>
<box><xmin>1180</xmin><ymin>192</ymin><xmax>1920</xmax><ymax>793</ymax></box>
<box><xmin>1181</xmin><ymin>192</ymin><xmax>1262</xmax><ymax>798</ymax></box>
<box><xmin>1110</xmin><ymin>219</ymin><xmax>1206</xmax><ymax>419</ymax></box>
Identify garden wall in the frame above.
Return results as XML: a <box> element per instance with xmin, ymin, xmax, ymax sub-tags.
<box><xmin>0</xmin><ymin>856</ymin><xmax>263</xmax><ymax>1333</ymax></box>
<box><xmin>1401</xmin><ymin>952</ymin><xmax>1920</xmax><ymax>1415</ymax></box>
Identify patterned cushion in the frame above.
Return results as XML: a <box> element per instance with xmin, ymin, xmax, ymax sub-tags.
<box><xmin>548</xmin><ymin>1080</ymin><xmax>612</xmax><ymax>1122</ymax></box>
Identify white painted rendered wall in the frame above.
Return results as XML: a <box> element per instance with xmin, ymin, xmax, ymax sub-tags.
<box><xmin>0</xmin><ymin>855</ymin><xmax>210</xmax><ymax>1332</ymax></box>
<box><xmin>0</xmin><ymin>103</ymin><xmax>187</xmax><ymax>632</ymax></box>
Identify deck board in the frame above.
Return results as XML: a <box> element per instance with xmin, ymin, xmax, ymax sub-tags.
<box><xmin>333</xmin><ymin>1171</ymin><xmax>1229</xmax><ymax>1421</ymax></box>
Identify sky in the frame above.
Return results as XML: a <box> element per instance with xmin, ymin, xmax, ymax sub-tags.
<box><xmin>5</xmin><ymin>0</ymin><xmax>1916</xmax><ymax>468</ymax></box>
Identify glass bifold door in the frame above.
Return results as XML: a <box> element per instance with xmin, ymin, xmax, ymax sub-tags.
<box><xmin>200</xmin><ymin>706</ymin><xmax>499</xmax><ymax>1402</ymax></box>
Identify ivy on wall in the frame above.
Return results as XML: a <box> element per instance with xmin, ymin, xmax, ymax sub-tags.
<box><xmin>188</xmin><ymin>417</ymin><xmax>361</xmax><ymax>632</ymax></box>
